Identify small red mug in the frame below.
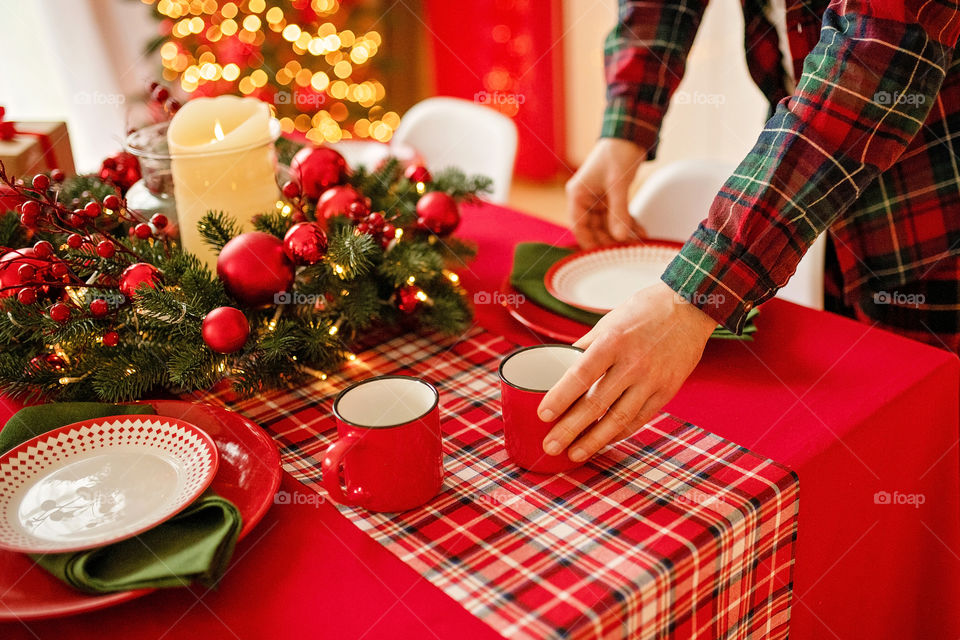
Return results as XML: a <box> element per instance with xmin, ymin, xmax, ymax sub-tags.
<box><xmin>322</xmin><ymin>375</ymin><xmax>444</xmax><ymax>512</ymax></box>
<box><xmin>499</xmin><ymin>344</ymin><xmax>585</xmax><ymax>473</ymax></box>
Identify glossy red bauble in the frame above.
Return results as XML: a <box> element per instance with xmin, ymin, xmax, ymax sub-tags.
<box><xmin>397</xmin><ymin>285</ymin><xmax>422</xmax><ymax>314</ymax></box>
<box><xmin>89</xmin><ymin>298</ymin><xmax>109</xmax><ymax>317</ymax></box>
<box><xmin>316</xmin><ymin>185</ymin><xmax>365</xmax><ymax>221</ymax></box>
<box><xmin>290</xmin><ymin>146</ymin><xmax>348</xmax><ymax>200</ymax></box>
<box><xmin>0</xmin><ymin>248</ymin><xmax>44</xmax><ymax>298</ymax></box>
<box><xmin>202</xmin><ymin>306</ymin><xmax>250</xmax><ymax>354</ymax></box>
<box><xmin>415</xmin><ymin>191</ymin><xmax>460</xmax><ymax>236</ymax></box>
<box><xmin>119</xmin><ymin>262</ymin><xmax>162</xmax><ymax>298</ymax></box>
<box><xmin>217</xmin><ymin>232</ymin><xmax>295</xmax><ymax>307</ymax></box>
<box><xmin>49</xmin><ymin>302</ymin><xmax>70</xmax><ymax>323</ymax></box>
<box><xmin>96</xmin><ymin>241</ymin><xmax>115</xmax><ymax>259</ymax></box>
<box><xmin>102</xmin><ymin>331</ymin><xmax>119</xmax><ymax>347</ymax></box>
<box><xmin>283</xmin><ymin>222</ymin><xmax>328</xmax><ymax>265</ymax></box>
<box><xmin>404</xmin><ymin>164</ymin><xmax>432</xmax><ymax>184</ymax></box>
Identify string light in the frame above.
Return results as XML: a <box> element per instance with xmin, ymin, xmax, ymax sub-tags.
<box><xmin>145</xmin><ymin>0</ymin><xmax>391</xmax><ymax>141</ymax></box>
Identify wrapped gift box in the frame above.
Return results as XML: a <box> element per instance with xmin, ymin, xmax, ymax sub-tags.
<box><xmin>0</xmin><ymin>120</ymin><xmax>76</xmax><ymax>179</ymax></box>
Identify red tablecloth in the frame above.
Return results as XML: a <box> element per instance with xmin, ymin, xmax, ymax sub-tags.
<box><xmin>3</xmin><ymin>202</ymin><xmax>959</xmax><ymax>639</ymax></box>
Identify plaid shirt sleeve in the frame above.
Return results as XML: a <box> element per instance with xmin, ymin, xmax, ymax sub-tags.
<box><xmin>601</xmin><ymin>0</ymin><xmax>709</xmax><ymax>157</ymax></box>
<box><xmin>662</xmin><ymin>0</ymin><xmax>960</xmax><ymax>333</ymax></box>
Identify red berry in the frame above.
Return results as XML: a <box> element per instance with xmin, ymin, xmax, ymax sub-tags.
<box><xmin>102</xmin><ymin>330</ymin><xmax>119</xmax><ymax>347</ymax></box>
<box><xmin>103</xmin><ymin>194</ymin><xmax>121</xmax><ymax>210</ymax></box>
<box><xmin>366</xmin><ymin>212</ymin><xmax>384</xmax><ymax>228</ymax></box>
<box><xmin>20</xmin><ymin>212</ymin><xmax>37</xmax><ymax>228</ymax></box>
<box><xmin>134</xmin><ymin>223</ymin><xmax>152</xmax><ymax>239</ymax></box>
<box><xmin>21</xmin><ymin>201</ymin><xmax>40</xmax><ymax>217</ymax></box>
<box><xmin>67</xmin><ymin>234</ymin><xmax>83</xmax><ymax>249</ymax></box>
<box><xmin>50</xmin><ymin>262</ymin><xmax>68</xmax><ymax>277</ymax></box>
<box><xmin>17</xmin><ymin>264</ymin><xmax>35</xmax><ymax>282</ymax></box>
<box><xmin>33</xmin><ymin>240</ymin><xmax>53</xmax><ymax>258</ymax></box>
<box><xmin>68</xmin><ymin>213</ymin><xmax>84</xmax><ymax>227</ymax></box>
<box><xmin>96</xmin><ymin>241</ymin><xmax>115</xmax><ymax>258</ymax></box>
<box><xmin>49</xmin><ymin>303</ymin><xmax>70</xmax><ymax>323</ymax></box>
<box><xmin>90</xmin><ymin>298</ymin><xmax>109</xmax><ymax>317</ymax></box>
<box><xmin>151</xmin><ymin>86</ymin><xmax>170</xmax><ymax>103</ymax></box>
<box><xmin>84</xmin><ymin>201</ymin><xmax>101</xmax><ymax>217</ymax></box>
<box><xmin>32</xmin><ymin>174</ymin><xmax>50</xmax><ymax>191</ymax></box>
<box><xmin>347</xmin><ymin>201</ymin><xmax>368</xmax><ymax>220</ymax></box>
<box><xmin>50</xmin><ymin>169</ymin><xmax>65</xmax><ymax>183</ymax></box>
<box><xmin>17</xmin><ymin>288</ymin><xmax>36</xmax><ymax>305</ymax></box>
<box><xmin>281</xmin><ymin>180</ymin><xmax>300</xmax><ymax>199</ymax></box>
<box><xmin>382</xmin><ymin>223</ymin><xmax>396</xmax><ymax>238</ymax></box>
<box><xmin>150</xmin><ymin>214</ymin><xmax>168</xmax><ymax>229</ymax></box>
<box><xmin>357</xmin><ymin>222</ymin><xmax>370</xmax><ymax>234</ymax></box>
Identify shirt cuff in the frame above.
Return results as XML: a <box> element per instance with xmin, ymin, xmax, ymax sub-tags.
<box><xmin>660</xmin><ymin>224</ymin><xmax>779</xmax><ymax>333</ymax></box>
<box><xmin>600</xmin><ymin>95</ymin><xmax>661</xmax><ymax>158</ymax></box>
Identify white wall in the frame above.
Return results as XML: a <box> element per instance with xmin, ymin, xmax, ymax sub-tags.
<box><xmin>562</xmin><ymin>0</ymin><xmax>769</xmax><ymax>177</ymax></box>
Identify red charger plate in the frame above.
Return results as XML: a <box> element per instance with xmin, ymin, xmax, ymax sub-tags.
<box><xmin>0</xmin><ymin>400</ymin><xmax>281</xmax><ymax>621</ymax></box>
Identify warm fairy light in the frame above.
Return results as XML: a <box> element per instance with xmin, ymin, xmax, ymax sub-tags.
<box><xmin>446</xmin><ymin>271</ymin><xmax>460</xmax><ymax>284</ymax></box>
<box><xmin>328</xmin><ymin>325</ymin><xmax>338</xmax><ymax>335</ymax></box>
<box><xmin>415</xmin><ymin>182</ymin><xmax>426</xmax><ymax>195</ymax></box>
<box><xmin>395</xmin><ymin>228</ymin><xmax>403</xmax><ymax>239</ymax></box>
<box><xmin>346</xmin><ymin>353</ymin><xmax>356</xmax><ymax>361</ymax></box>
<box><xmin>125</xmin><ymin>367</ymin><xmax>136</xmax><ymax>375</ymax></box>
<box><xmin>406</xmin><ymin>276</ymin><xmax>416</xmax><ymax>285</ymax></box>
<box><xmin>332</xmin><ymin>264</ymin><xmax>345</xmax><ymax>276</ymax></box>
<box><xmin>414</xmin><ymin>291</ymin><xmax>428</xmax><ymax>302</ymax></box>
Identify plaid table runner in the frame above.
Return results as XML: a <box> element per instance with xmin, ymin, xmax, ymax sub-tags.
<box><xmin>187</xmin><ymin>327</ymin><xmax>799</xmax><ymax>640</ymax></box>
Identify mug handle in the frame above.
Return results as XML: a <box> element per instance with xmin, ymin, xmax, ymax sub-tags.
<box><xmin>321</xmin><ymin>434</ymin><xmax>367</xmax><ymax>507</ymax></box>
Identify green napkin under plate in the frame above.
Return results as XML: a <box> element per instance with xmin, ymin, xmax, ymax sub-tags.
<box><xmin>510</xmin><ymin>242</ymin><xmax>758</xmax><ymax>340</ymax></box>
<box><xmin>1</xmin><ymin>402</ymin><xmax>242</xmax><ymax>594</ymax></box>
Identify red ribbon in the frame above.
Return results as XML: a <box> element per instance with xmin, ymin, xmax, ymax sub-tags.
<box><xmin>0</xmin><ymin>106</ymin><xmax>60</xmax><ymax>171</ymax></box>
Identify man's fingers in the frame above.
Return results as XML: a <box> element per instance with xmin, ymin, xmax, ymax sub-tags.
<box><xmin>537</xmin><ymin>338</ymin><xmax>615</xmax><ymax>421</ymax></box>
<box><xmin>567</xmin><ymin>384</ymin><xmax>651</xmax><ymax>461</ymax></box>
<box><xmin>607</xmin><ymin>187</ymin><xmax>639</xmax><ymax>243</ymax></box>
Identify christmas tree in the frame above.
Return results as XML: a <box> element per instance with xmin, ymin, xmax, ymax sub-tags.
<box><xmin>146</xmin><ymin>0</ymin><xmax>398</xmax><ymax>144</ymax></box>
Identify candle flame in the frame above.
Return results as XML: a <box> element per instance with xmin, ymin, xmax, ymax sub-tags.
<box><xmin>212</xmin><ymin>120</ymin><xmax>225</xmax><ymax>142</ymax></box>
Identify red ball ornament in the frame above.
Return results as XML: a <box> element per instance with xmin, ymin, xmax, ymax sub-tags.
<box><xmin>21</xmin><ymin>201</ymin><xmax>40</xmax><ymax>218</ymax></box>
<box><xmin>83</xmin><ymin>201</ymin><xmax>101</xmax><ymax>217</ymax></box>
<box><xmin>33</xmin><ymin>240</ymin><xmax>53</xmax><ymax>258</ymax></box>
<box><xmin>397</xmin><ymin>285</ymin><xmax>423</xmax><ymax>314</ymax></box>
<box><xmin>119</xmin><ymin>262</ymin><xmax>161</xmax><ymax>298</ymax></box>
<box><xmin>102</xmin><ymin>331</ymin><xmax>119</xmax><ymax>347</ymax></box>
<box><xmin>103</xmin><ymin>194</ymin><xmax>121</xmax><ymax>211</ymax></box>
<box><xmin>96</xmin><ymin>241</ymin><xmax>115</xmax><ymax>258</ymax></box>
<box><xmin>28</xmin><ymin>354</ymin><xmax>65</xmax><ymax>371</ymax></box>
<box><xmin>283</xmin><ymin>222</ymin><xmax>328</xmax><ymax>265</ymax></box>
<box><xmin>404</xmin><ymin>164</ymin><xmax>432</xmax><ymax>184</ymax></box>
<box><xmin>290</xmin><ymin>146</ymin><xmax>348</xmax><ymax>200</ymax></box>
<box><xmin>150</xmin><ymin>214</ymin><xmax>168</xmax><ymax>229</ymax></box>
<box><xmin>202</xmin><ymin>306</ymin><xmax>250</xmax><ymax>354</ymax></box>
<box><xmin>0</xmin><ymin>248</ymin><xmax>44</xmax><ymax>298</ymax></box>
<box><xmin>316</xmin><ymin>185</ymin><xmax>365</xmax><ymax>220</ymax></box>
<box><xmin>49</xmin><ymin>302</ymin><xmax>71</xmax><ymax>323</ymax></box>
<box><xmin>134</xmin><ymin>223</ymin><xmax>153</xmax><ymax>239</ymax></box>
<box><xmin>217</xmin><ymin>232</ymin><xmax>295</xmax><ymax>307</ymax></box>
<box><xmin>99</xmin><ymin>151</ymin><xmax>141</xmax><ymax>193</ymax></box>
<box><xmin>17</xmin><ymin>288</ymin><xmax>36</xmax><ymax>305</ymax></box>
<box><xmin>281</xmin><ymin>180</ymin><xmax>300</xmax><ymax>199</ymax></box>
<box><xmin>32</xmin><ymin>174</ymin><xmax>50</xmax><ymax>192</ymax></box>
<box><xmin>415</xmin><ymin>191</ymin><xmax>460</xmax><ymax>235</ymax></box>
<box><xmin>90</xmin><ymin>298</ymin><xmax>109</xmax><ymax>317</ymax></box>
<box><xmin>67</xmin><ymin>234</ymin><xmax>83</xmax><ymax>249</ymax></box>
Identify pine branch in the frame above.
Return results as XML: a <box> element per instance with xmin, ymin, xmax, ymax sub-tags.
<box><xmin>197</xmin><ymin>211</ymin><xmax>240</xmax><ymax>253</ymax></box>
<box><xmin>326</xmin><ymin>226</ymin><xmax>379</xmax><ymax>279</ymax></box>
<box><xmin>0</xmin><ymin>211</ymin><xmax>28</xmax><ymax>248</ymax></box>
<box><xmin>378</xmin><ymin>241</ymin><xmax>444</xmax><ymax>287</ymax></box>
<box><xmin>432</xmin><ymin>168</ymin><xmax>493</xmax><ymax>199</ymax></box>
<box><xmin>252</xmin><ymin>210</ymin><xmax>291</xmax><ymax>239</ymax></box>
<box><xmin>338</xmin><ymin>278</ymin><xmax>382</xmax><ymax>330</ymax></box>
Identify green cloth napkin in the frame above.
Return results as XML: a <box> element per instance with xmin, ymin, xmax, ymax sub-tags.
<box><xmin>2</xmin><ymin>402</ymin><xmax>242</xmax><ymax>594</ymax></box>
<box><xmin>510</xmin><ymin>242</ymin><xmax>758</xmax><ymax>340</ymax></box>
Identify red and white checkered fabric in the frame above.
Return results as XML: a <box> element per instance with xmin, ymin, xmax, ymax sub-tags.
<box><xmin>187</xmin><ymin>327</ymin><xmax>799</xmax><ymax>640</ymax></box>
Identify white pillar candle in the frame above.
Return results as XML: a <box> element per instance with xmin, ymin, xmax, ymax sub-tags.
<box><xmin>168</xmin><ymin>96</ymin><xmax>280</xmax><ymax>268</ymax></box>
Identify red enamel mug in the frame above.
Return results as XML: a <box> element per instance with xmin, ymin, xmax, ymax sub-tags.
<box><xmin>499</xmin><ymin>344</ymin><xmax>585</xmax><ymax>473</ymax></box>
<box><xmin>322</xmin><ymin>375</ymin><xmax>444</xmax><ymax>512</ymax></box>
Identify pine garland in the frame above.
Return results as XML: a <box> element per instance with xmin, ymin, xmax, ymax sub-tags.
<box><xmin>0</xmin><ymin>148</ymin><xmax>487</xmax><ymax>402</ymax></box>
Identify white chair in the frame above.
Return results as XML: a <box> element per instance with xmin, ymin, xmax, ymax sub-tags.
<box><xmin>391</xmin><ymin>97</ymin><xmax>518</xmax><ymax>204</ymax></box>
<box><xmin>629</xmin><ymin>158</ymin><xmax>826</xmax><ymax>309</ymax></box>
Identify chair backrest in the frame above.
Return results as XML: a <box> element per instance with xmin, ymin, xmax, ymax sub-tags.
<box><xmin>629</xmin><ymin>158</ymin><xmax>825</xmax><ymax>309</ymax></box>
<box><xmin>391</xmin><ymin>97</ymin><xmax>518</xmax><ymax>204</ymax></box>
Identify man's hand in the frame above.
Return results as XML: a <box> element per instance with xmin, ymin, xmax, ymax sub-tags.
<box><xmin>538</xmin><ymin>281</ymin><xmax>718</xmax><ymax>461</ymax></box>
<box><xmin>567</xmin><ymin>138</ymin><xmax>647</xmax><ymax>248</ymax></box>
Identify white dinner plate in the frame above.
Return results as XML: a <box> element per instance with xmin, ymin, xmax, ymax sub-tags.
<box><xmin>544</xmin><ymin>241</ymin><xmax>682</xmax><ymax>314</ymax></box>
<box><xmin>0</xmin><ymin>416</ymin><xmax>219</xmax><ymax>554</ymax></box>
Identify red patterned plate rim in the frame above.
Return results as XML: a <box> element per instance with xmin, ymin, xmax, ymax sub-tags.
<box><xmin>0</xmin><ymin>400</ymin><xmax>281</xmax><ymax>621</ymax></box>
<box><xmin>499</xmin><ymin>278</ymin><xmax>590</xmax><ymax>344</ymax></box>
<box><xmin>0</xmin><ymin>416</ymin><xmax>220</xmax><ymax>554</ymax></box>
<box><xmin>543</xmin><ymin>240</ymin><xmax>684</xmax><ymax>314</ymax></box>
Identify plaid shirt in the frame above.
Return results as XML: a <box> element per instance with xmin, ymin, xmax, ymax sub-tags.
<box><xmin>603</xmin><ymin>0</ymin><xmax>960</xmax><ymax>336</ymax></box>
